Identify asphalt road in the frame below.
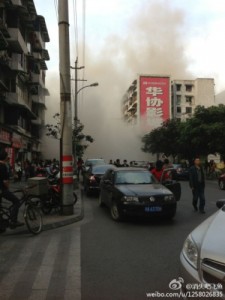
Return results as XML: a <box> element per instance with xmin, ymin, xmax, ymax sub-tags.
<box><xmin>80</xmin><ymin>180</ymin><xmax>225</xmax><ymax>300</ymax></box>
<box><xmin>0</xmin><ymin>179</ymin><xmax>224</xmax><ymax>300</ymax></box>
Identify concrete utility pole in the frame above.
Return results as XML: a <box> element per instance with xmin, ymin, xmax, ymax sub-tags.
<box><xmin>58</xmin><ymin>0</ymin><xmax>74</xmax><ymax>215</ymax></box>
<box><xmin>71</xmin><ymin>59</ymin><xmax>85</xmax><ymax>172</ymax></box>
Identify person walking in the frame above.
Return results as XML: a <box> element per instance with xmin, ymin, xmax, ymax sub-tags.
<box><xmin>151</xmin><ymin>160</ymin><xmax>170</xmax><ymax>182</ymax></box>
<box><xmin>189</xmin><ymin>158</ymin><xmax>206</xmax><ymax>213</ymax></box>
<box><xmin>77</xmin><ymin>157</ymin><xmax>84</xmax><ymax>181</ymax></box>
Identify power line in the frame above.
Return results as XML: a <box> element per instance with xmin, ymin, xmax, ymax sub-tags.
<box><xmin>54</xmin><ymin>0</ymin><xmax>58</xmax><ymax>21</ymax></box>
<box><xmin>73</xmin><ymin>0</ymin><xmax>79</xmax><ymax>58</ymax></box>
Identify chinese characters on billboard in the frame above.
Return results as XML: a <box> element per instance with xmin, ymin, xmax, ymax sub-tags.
<box><xmin>139</xmin><ymin>76</ymin><xmax>170</xmax><ymax>132</ymax></box>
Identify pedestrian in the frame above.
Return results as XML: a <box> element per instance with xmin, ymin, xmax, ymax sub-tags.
<box><xmin>114</xmin><ymin>159</ymin><xmax>121</xmax><ymax>167</ymax></box>
<box><xmin>163</xmin><ymin>158</ymin><xmax>172</xmax><ymax>169</ymax></box>
<box><xmin>0</xmin><ymin>149</ymin><xmax>24</xmax><ymax>227</ymax></box>
<box><xmin>151</xmin><ymin>160</ymin><xmax>170</xmax><ymax>182</ymax></box>
<box><xmin>122</xmin><ymin>159</ymin><xmax>129</xmax><ymax>167</ymax></box>
<box><xmin>189</xmin><ymin>157</ymin><xmax>206</xmax><ymax>213</ymax></box>
<box><xmin>14</xmin><ymin>160</ymin><xmax>22</xmax><ymax>181</ymax></box>
<box><xmin>77</xmin><ymin>157</ymin><xmax>84</xmax><ymax>181</ymax></box>
<box><xmin>151</xmin><ymin>160</ymin><xmax>163</xmax><ymax>181</ymax></box>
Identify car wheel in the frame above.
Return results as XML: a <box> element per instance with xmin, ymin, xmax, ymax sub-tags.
<box><xmin>110</xmin><ymin>201</ymin><xmax>123</xmax><ymax>221</ymax></box>
<box><xmin>98</xmin><ymin>192</ymin><xmax>105</xmax><ymax>207</ymax></box>
<box><xmin>219</xmin><ymin>180</ymin><xmax>225</xmax><ymax>190</ymax></box>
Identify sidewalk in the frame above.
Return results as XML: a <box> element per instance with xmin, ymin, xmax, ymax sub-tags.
<box><xmin>3</xmin><ymin>179</ymin><xmax>84</xmax><ymax>235</ymax></box>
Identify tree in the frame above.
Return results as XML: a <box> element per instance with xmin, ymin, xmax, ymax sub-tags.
<box><xmin>141</xmin><ymin>104</ymin><xmax>225</xmax><ymax>161</ymax></box>
<box><xmin>45</xmin><ymin>113</ymin><xmax>94</xmax><ymax>158</ymax></box>
<box><xmin>142</xmin><ymin>119</ymin><xmax>182</xmax><ymax>160</ymax></box>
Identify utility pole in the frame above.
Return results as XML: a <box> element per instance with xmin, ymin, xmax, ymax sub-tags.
<box><xmin>58</xmin><ymin>0</ymin><xmax>74</xmax><ymax>215</ymax></box>
<box><xmin>70</xmin><ymin>59</ymin><xmax>85</xmax><ymax>176</ymax></box>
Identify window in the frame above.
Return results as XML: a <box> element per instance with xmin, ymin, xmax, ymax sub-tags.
<box><xmin>186</xmin><ymin>107</ymin><xmax>192</xmax><ymax>114</ymax></box>
<box><xmin>176</xmin><ymin>84</ymin><xmax>181</xmax><ymax>91</ymax></box>
<box><xmin>185</xmin><ymin>85</ymin><xmax>193</xmax><ymax>92</ymax></box>
<box><xmin>177</xmin><ymin>107</ymin><xmax>181</xmax><ymax>113</ymax></box>
<box><xmin>185</xmin><ymin>96</ymin><xmax>192</xmax><ymax>103</ymax></box>
<box><xmin>176</xmin><ymin>95</ymin><xmax>181</xmax><ymax>105</ymax></box>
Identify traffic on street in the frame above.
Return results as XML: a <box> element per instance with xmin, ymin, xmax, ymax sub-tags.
<box><xmin>1</xmin><ymin>176</ymin><xmax>225</xmax><ymax>299</ymax></box>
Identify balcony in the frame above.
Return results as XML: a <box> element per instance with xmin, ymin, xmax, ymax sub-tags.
<box><xmin>31</xmin><ymin>116</ymin><xmax>44</xmax><ymax>126</ymax></box>
<box><xmin>5</xmin><ymin>92</ymin><xmax>36</xmax><ymax>119</ymax></box>
<box><xmin>32</xmin><ymin>95</ymin><xmax>46</xmax><ymax>107</ymax></box>
<box><xmin>0</xmin><ymin>80</ymin><xmax>8</xmax><ymax>92</ymax></box>
<box><xmin>0</xmin><ymin>31</ymin><xmax>8</xmax><ymax>50</ymax></box>
<box><xmin>31</xmin><ymin>31</ymin><xmax>45</xmax><ymax>51</ymax></box>
<box><xmin>7</xmin><ymin>28</ymin><xmax>28</xmax><ymax>54</ymax></box>
<box><xmin>9</xmin><ymin>54</ymin><xmax>25</xmax><ymax>72</ymax></box>
<box><xmin>31</xmin><ymin>72</ymin><xmax>45</xmax><ymax>87</ymax></box>
<box><xmin>0</xmin><ymin>18</ymin><xmax>10</xmax><ymax>38</ymax></box>
<box><xmin>0</xmin><ymin>52</ymin><xmax>10</xmax><ymax>66</ymax></box>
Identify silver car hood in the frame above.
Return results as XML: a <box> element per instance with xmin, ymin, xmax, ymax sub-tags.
<box><xmin>192</xmin><ymin>210</ymin><xmax>225</xmax><ymax>263</ymax></box>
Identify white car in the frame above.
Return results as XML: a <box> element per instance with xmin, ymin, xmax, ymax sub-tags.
<box><xmin>179</xmin><ymin>199</ymin><xmax>225</xmax><ymax>299</ymax></box>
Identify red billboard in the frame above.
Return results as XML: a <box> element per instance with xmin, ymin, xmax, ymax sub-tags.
<box><xmin>139</xmin><ymin>75</ymin><xmax>170</xmax><ymax>131</ymax></box>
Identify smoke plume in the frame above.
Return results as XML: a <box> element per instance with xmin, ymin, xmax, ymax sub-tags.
<box><xmin>43</xmin><ymin>0</ymin><xmax>191</xmax><ymax>162</ymax></box>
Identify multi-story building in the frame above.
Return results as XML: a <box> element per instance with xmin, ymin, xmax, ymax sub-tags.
<box><xmin>122</xmin><ymin>79</ymin><xmax>138</xmax><ymax>125</ymax></box>
<box><xmin>0</xmin><ymin>0</ymin><xmax>49</xmax><ymax>170</ymax></box>
<box><xmin>122</xmin><ymin>77</ymin><xmax>215</xmax><ymax>126</ymax></box>
<box><xmin>171</xmin><ymin>78</ymin><xmax>215</xmax><ymax>121</ymax></box>
<box><xmin>122</xmin><ymin>75</ymin><xmax>171</xmax><ymax>132</ymax></box>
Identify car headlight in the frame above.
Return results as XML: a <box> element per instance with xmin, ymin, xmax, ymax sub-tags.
<box><xmin>164</xmin><ymin>195</ymin><xmax>174</xmax><ymax>201</ymax></box>
<box><xmin>122</xmin><ymin>196</ymin><xmax>139</xmax><ymax>203</ymax></box>
<box><xmin>182</xmin><ymin>235</ymin><xmax>199</xmax><ymax>269</ymax></box>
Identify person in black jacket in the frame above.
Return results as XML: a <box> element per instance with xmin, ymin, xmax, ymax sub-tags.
<box><xmin>0</xmin><ymin>149</ymin><xmax>24</xmax><ymax>227</ymax></box>
<box><xmin>189</xmin><ymin>158</ymin><xmax>206</xmax><ymax>213</ymax></box>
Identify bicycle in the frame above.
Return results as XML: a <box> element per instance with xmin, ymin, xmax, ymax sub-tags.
<box><xmin>0</xmin><ymin>185</ymin><xmax>43</xmax><ymax>235</ymax></box>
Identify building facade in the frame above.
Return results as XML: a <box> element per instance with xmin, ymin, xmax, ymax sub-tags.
<box><xmin>0</xmin><ymin>0</ymin><xmax>49</xmax><ymax>170</ymax></box>
<box><xmin>171</xmin><ymin>78</ymin><xmax>215</xmax><ymax>121</ymax></box>
<box><xmin>122</xmin><ymin>75</ymin><xmax>171</xmax><ymax>132</ymax></box>
<box><xmin>123</xmin><ymin>76</ymin><xmax>215</xmax><ymax>126</ymax></box>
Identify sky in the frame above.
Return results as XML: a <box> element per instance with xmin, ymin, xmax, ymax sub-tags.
<box><xmin>35</xmin><ymin>0</ymin><xmax>225</xmax><ymax>161</ymax></box>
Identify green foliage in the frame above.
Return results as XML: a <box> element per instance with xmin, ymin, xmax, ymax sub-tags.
<box><xmin>141</xmin><ymin>104</ymin><xmax>225</xmax><ymax>161</ymax></box>
<box><xmin>45</xmin><ymin>113</ymin><xmax>94</xmax><ymax>158</ymax></box>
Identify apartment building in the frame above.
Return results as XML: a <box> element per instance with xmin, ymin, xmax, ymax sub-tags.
<box><xmin>0</xmin><ymin>0</ymin><xmax>49</xmax><ymax>169</ymax></box>
<box><xmin>122</xmin><ymin>77</ymin><xmax>215</xmax><ymax>126</ymax></box>
<box><xmin>122</xmin><ymin>79</ymin><xmax>138</xmax><ymax>125</ymax></box>
<box><xmin>122</xmin><ymin>75</ymin><xmax>171</xmax><ymax>132</ymax></box>
<box><xmin>171</xmin><ymin>78</ymin><xmax>215</xmax><ymax>121</ymax></box>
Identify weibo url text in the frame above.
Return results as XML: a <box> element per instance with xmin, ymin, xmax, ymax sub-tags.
<box><xmin>146</xmin><ymin>291</ymin><xmax>223</xmax><ymax>298</ymax></box>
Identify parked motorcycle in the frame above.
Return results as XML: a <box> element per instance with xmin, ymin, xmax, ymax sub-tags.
<box><xmin>40</xmin><ymin>179</ymin><xmax>78</xmax><ymax>214</ymax></box>
<box><xmin>36</xmin><ymin>166</ymin><xmax>77</xmax><ymax>214</ymax></box>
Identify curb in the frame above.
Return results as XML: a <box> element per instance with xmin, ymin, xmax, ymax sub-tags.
<box><xmin>42</xmin><ymin>188</ymin><xmax>84</xmax><ymax>231</ymax></box>
<box><xmin>1</xmin><ymin>188</ymin><xmax>84</xmax><ymax>236</ymax></box>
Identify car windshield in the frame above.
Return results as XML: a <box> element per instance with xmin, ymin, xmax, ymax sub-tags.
<box><xmin>85</xmin><ymin>159</ymin><xmax>105</xmax><ymax>166</ymax></box>
<box><xmin>92</xmin><ymin>165</ymin><xmax>113</xmax><ymax>174</ymax></box>
<box><xmin>115</xmin><ymin>171</ymin><xmax>155</xmax><ymax>184</ymax></box>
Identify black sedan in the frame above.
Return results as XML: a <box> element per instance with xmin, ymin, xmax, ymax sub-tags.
<box><xmin>99</xmin><ymin>167</ymin><xmax>179</xmax><ymax>221</ymax></box>
<box><xmin>172</xmin><ymin>164</ymin><xmax>190</xmax><ymax>180</ymax></box>
<box><xmin>83</xmin><ymin>164</ymin><xmax>114</xmax><ymax>195</ymax></box>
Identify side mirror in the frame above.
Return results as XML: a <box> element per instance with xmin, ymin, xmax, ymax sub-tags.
<box><xmin>216</xmin><ymin>199</ymin><xmax>225</xmax><ymax>209</ymax></box>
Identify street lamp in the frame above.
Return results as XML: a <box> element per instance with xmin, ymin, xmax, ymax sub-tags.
<box><xmin>73</xmin><ymin>81</ymin><xmax>99</xmax><ymax>179</ymax></box>
<box><xmin>77</xmin><ymin>82</ymin><xmax>99</xmax><ymax>95</ymax></box>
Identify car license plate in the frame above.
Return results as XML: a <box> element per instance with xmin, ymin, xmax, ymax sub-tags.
<box><xmin>145</xmin><ymin>206</ymin><xmax>162</xmax><ymax>212</ymax></box>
